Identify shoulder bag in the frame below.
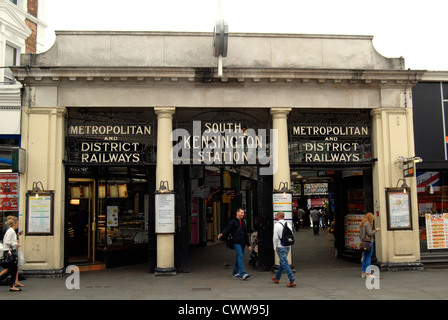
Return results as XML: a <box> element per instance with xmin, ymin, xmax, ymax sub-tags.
<box><xmin>360</xmin><ymin>240</ymin><xmax>371</xmax><ymax>252</ymax></box>
<box><xmin>3</xmin><ymin>250</ymin><xmax>17</xmax><ymax>264</ymax></box>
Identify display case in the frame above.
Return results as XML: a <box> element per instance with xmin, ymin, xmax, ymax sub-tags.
<box><xmin>97</xmin><ymin>181</ymin><xmax>148</xmax><ymax>249</ymax></box>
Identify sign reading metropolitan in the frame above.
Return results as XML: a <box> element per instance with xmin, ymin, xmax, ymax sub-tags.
<box><xmin>66</xmin><ymin>123</ymin><xmax>154</xmax><ymax>165</ymax></box>
<box><xmin>289</xmin><ymin>113</ymin><xmax>372</xmax><ymax>165</ymax></box>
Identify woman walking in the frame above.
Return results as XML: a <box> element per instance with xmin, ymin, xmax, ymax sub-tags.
<box><xmin>359</xmin><ymin>212</ymin><xmax>380</xmax><ymax>278</ymax></box>
<box><xmin>2</xmin><ymin>215</ymin><xmax>24</xmax><ymax>291</ymax></box>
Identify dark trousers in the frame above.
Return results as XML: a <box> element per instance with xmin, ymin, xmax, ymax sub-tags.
<box><xmin>0</xmin><ymin>262</ymin><xmax>18</xmax><ymax>287</ymax></box>
<box><xmin>313</xmin><ymin>222</ymin><xmax>319</xmax><ymax>235</ymax></box>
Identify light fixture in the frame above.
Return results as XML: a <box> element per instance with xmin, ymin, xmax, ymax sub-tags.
<box><xmin>70</xmin><ymin>199</ymin><xmax>80</xmax><ymax>205</ymax></box>
<box><xmin>158</xmin><ymin>180</ymin><xmax>170</xmax><ymax>194</ymax></box>
<box><xmin>32</xmin><ymin>181</ymin><xmax>44</xmax><ymax>198</ymax></box>
<box><xmin>278</xmin><ymin>182</ymin><xmax>289</xmax><ymax>198</ymax></box>
<box><xmin>396</xmin><ymin>178</ymin><xmax>409</xmax><ymax>193</ymax></box>
<box><xmin>429</xmin><ymin>173</ymin><xmax>434</xmax><ymax>195</ymax></box>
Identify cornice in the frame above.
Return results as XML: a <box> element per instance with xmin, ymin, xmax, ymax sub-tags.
<box><xmin>11</xmin><ymin>66</ymin><xmax>425</xmax><ymax>88</ymax></box>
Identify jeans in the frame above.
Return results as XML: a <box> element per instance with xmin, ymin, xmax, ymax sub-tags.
<box><xmin>362</xmin><ymin>242</ymin><xmax>374</xmax><ymax>273</ymax></box>
<box><xmin>275</xmin><ymin>247</ymin><xmax>295</xmax><ymax>282</ymax></box>
<box><xmin>233</xmin><ymin>244</ymin><xmax>246</xmax><ymax>275</ymax></box>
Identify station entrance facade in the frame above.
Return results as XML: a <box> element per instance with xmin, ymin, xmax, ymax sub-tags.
<box><xmin>13</xmin><ymin>31</ymin><xmax>424</xmax><ymax>274</ymax></box>
<box><xmin>172</xmin><ymin>108</ymin><xmax>375</xmax><ymax>272</ymax></box>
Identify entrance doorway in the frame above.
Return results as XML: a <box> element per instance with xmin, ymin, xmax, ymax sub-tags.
<box><xmin>290</xmin><ymin>168</ymin><xmax>373</xmax><ymax>262</ymax></box>
<box><xmin>176</xmin><ymin>166</ymin><xmax>373</xmax><ymax>272</ymax></box>
<box><xmin>67</xmin><ymin>178</ymin><xmax>96</xmax><ymax>264</ymax></box>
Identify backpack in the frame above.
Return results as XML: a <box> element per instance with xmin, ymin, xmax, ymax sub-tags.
<box><xmin>279</xmin><ymin>222</ymin><xmax>295</xmax><ymax>246</ymax></box>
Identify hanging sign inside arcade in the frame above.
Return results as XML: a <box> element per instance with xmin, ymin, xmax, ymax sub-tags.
<box><xmin>290</xmin><ymin>119</ymin><xmax>372</xmax><ymax>165</ymax></box>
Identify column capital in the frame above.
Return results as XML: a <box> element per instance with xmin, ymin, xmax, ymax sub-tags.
<box><xmin>270</xmin><ymin>107</ymin><xmax>292</xmax><ymax>119</ymax></box>
<box><xmin>154</xmin><ymin>107</ymin><xmax>175</xmax><ymax>118</ymax></box>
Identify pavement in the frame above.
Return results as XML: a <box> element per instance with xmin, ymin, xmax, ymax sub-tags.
<box><xmin>1</xmin><ymin>227</ymin><xmax>448</xmax><ymax>303</ymax></box>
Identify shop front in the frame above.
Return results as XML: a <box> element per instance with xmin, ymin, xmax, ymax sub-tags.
<box><xmin>413</xmin><ymin>80</ymin><xmax>448</xmax><ymax>264</ymax></box>
<box><xmin>64</xmin><ymin>108</ymin><xmax>156</xmax><ymax>268</ymax></box>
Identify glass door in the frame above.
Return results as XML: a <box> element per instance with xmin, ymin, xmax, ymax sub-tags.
<box><xmin>68</xmin><ymin>178</ymin><xmax>97</xmax><ymax>263</ymax></box>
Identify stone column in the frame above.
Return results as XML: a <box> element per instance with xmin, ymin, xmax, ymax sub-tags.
<box><xmin>154</xmin><ymin>107</ymin><xmax>176</xmax><ymax>275</ymax></box>
<box><xmin>271</xmin><ymin>108</ymin><xmax>292</xmax><ymax>266</ymax></box>
<box><xmin>20</xmin><ymin>106</ymin><xmax>66</xmax><ymax>272</ymax></box>
<box><xmin>371</xmin><ymin>107</ymin><xmax>422</xmax><ymax>270</ymax></box>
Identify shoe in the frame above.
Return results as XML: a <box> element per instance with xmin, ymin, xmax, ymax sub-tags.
<box><xmin>9</xmin><ymin>288</ymin><xmax>22</xmax><ymax>292</ymax></box>
<box><xmin>271</xmin><ymin>276</ymin><xmax>279</xmax><ymax>284</ymax></box>
<box><xmin>233</xmin><ymin>273</ymin><xmax>241</xmax><ymax>278</ymax></box>
<box><xmin>286</xmin><ymin>281</ymin><xmax>296</xmax><ymax>287</ymax></box>
<box><xmin>241</xmin><ymin>273</ymin><xmax>250</xmax><ymax>280</ymax></box>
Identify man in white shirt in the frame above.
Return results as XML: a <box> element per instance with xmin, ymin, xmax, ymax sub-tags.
<box><xmin>272</xmin><ymin>211</ymin><xmax>296</xmax><ymax>287</ymax></box>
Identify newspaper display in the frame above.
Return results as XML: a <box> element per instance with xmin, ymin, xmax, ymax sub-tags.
<box><xmin>426</xmin><ymin>213</ymin><xmax>448</xmax><ymax>249</ymax></box>
<box><xmin>344</xmin><ymin>214</ymin><xmax>364</xmax><ymax>249</ymax></box>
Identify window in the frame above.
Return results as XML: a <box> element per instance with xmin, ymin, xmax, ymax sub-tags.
<box><xmin>9</xmin><ymin>0</ymin><xmax>18</xmax><ymax>5</ymax></box>
<box><xmin>4</xmin><ymin>45</ymin><xmax>17</xmax><ymax>84</ymax></box>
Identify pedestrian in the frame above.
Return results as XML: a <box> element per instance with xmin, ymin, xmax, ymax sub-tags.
<box><xmin>359</xmin><ymin>212</ymin><xmax>380</xmax><ymax>278</ymax></box>
<box><xmin>310</xmin><ymin>207</ymin><xmax>321</xmax><ymax>235</ymax></box>
<box><xmin>271</xmin><ymin>211</ymin><xmax>296</xmax><ymax>287</ymax></box>
<box><xmin>293</xmin><ymin>209</ymin><xmax>299</xmax><ymax>232</ymax></box>
<box><xmin>2</xmin><ymin>215</ymin><xmax>24</xmax><ymax>291</ymax></box>
<box><xmin>304</xmin><ymin>208</ymin><xmax>311</xmax><ymax>229</ymax></box>
<box><xmin>298</xmin><ymin>207</ymin><xmax>305</xmax><ymax>231</ymax></box>
<box><xmin>218</xmin><ymin>208</ymin><xmax>252</xmax><ymax>280</ymax></box>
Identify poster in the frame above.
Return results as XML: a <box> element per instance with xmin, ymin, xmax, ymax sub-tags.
<box><xmin>426</xmin><ymin>213</ymin><xmax>448</xmax><ymax>249</ymax></box>
<box><xmin>27</xmin><ymin>193</ymin><xmax>53</xmax><ymax>234</ymax></box>
<box><xmin>273</xmin><ymin>192</ymin><xmax>292</xmax><ymax>221</ymax></box>
<box><xmin>0</xmin><ymin>173</ymin><xmax>19</xmax><ymax>211</ymax></box>
<box><xmin>107</xmin><ymin>206</ymin><xmax>119</xmax><ymax>227</ymax></box>
<box><xmin>344</xmin><ymin>214</ymin><xmax>364</xmax><ymax>249</ymax></box>
<box><xmin>155</xmin><ymin>193</ymin><xmax>175</xmax><ymax>233</ymax></box>
<box><xmin>387</xmin><ymin>190</ymin><xmax>412</xmax><ymax>229</ymax></box>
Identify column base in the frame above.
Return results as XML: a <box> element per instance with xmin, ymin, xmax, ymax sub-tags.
<box><xmin>377</xmin><ymin>262</ymin><xmax>424</xmax><ymax>272</ymax></box>
<box><xmin>154</xmin><ymin>267</ymin><xmax>177</xmax><ymax>277</ymax></box>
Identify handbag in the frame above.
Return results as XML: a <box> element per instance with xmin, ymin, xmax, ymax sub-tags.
<box><xmin>360</xmin><ymin>240</ymin><xmax>371</xmax><ymax>252</ymax></box>
<box><xmin>3</xmin><ymin>250</ymin><xmax>17</xmax><ymax>264</ymax></box>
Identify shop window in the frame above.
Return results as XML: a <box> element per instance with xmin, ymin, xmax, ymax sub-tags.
<box><xmin>417</xmin><ymin>170</ymin><xmax>448</xmax><ymax>254</ymax></box>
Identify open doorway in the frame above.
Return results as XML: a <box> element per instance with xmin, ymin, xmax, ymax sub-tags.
<box><xmin>290</xmin><ymin>168</ymin><xmax>373</xmax><ymax>263</ymax></box>
<box><xmin>67</xmin><ymin>178</ymin><xmax>96</xmax><ymax>264</ymax></box>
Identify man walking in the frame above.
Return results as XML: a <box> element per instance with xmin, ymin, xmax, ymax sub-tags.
<box><xmin>310</xmin><ymin>206</ymin><xmax>321</xmax><ymax>235</ymax></box>
<box><xmin>272</xmin><ymin>211</ymin><xmax>296</xmax><ymax>287</ymax></box>
<box><xmin>218</xmin><ymin>208</ymin><xmax>252</xmax><ymax>280</ymax></box>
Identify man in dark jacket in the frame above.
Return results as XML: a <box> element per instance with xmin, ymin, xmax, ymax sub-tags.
<box><xmin>218</xmin><ymin>208</ymin><xmax>252</xmax><ymax>280</ymax></box>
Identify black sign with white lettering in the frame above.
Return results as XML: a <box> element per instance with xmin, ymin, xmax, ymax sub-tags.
<box><xmin>289</xmin><ymin>111</ymin><xmax>372</xmax><ymax>166</ymax></box>
<box><xmin>65</xmin><ymin>109</ymin><xmax>155</xmax><ymax>165</ymax></box>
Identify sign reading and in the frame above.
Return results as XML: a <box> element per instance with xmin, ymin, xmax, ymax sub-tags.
<box><xmin>66</xmin><ymin>111</ymin><xmax>155</xmax><ymax>166</ymax></box>
<box><xmin>289</xmin><ymin>112</ymin><xmax>372</xmax><ymax>165</ymax></box>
